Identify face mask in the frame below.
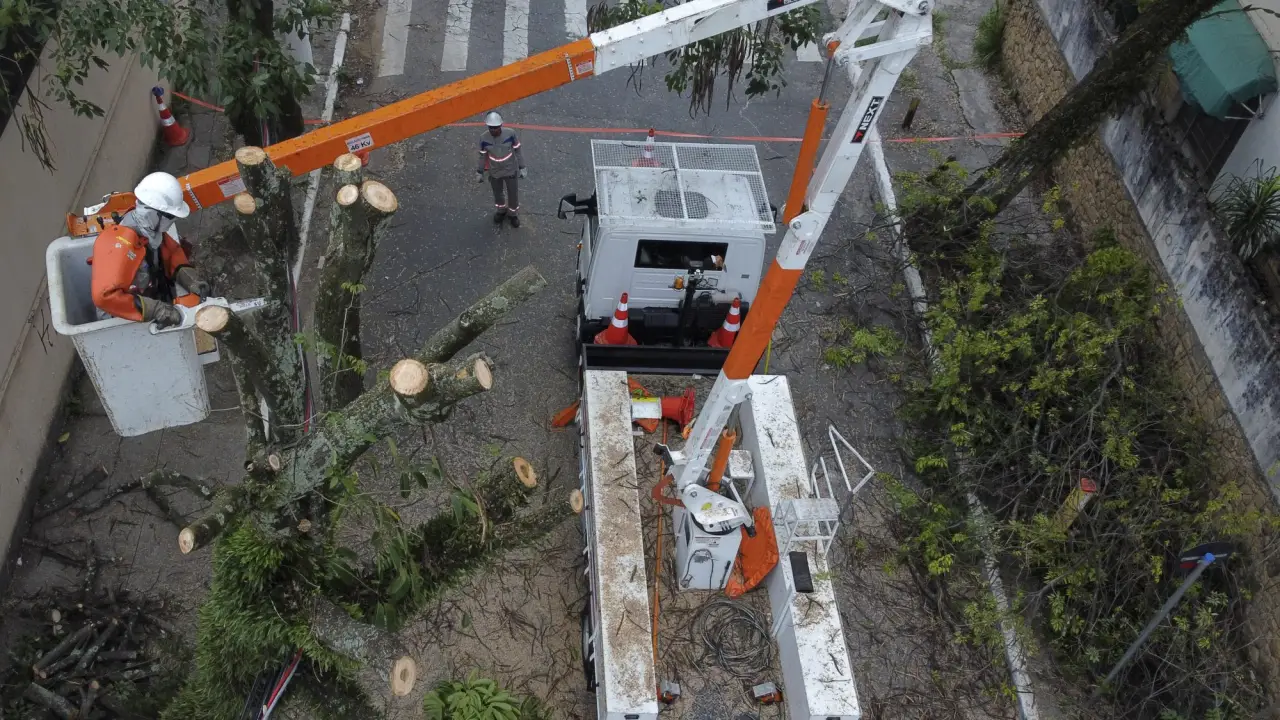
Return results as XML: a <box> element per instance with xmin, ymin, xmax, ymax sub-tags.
<box><xmin>158</xmin><ymin>216</ymin><xmax>176</xmax><ymax>234</ymax></box>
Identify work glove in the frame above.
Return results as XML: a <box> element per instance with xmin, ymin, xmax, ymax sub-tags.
<box><xmin>176</xmin><ymin>267</ymin><xmax>211</xmax><ymax>298</ymax></box>
<box><xmin>141</xmin><ymin>299</ymin><xmax>184</xmax><ymax>329</ymax></box>
<box><xmin>518</xmin><ymin>168</ymin><xmax>528</xmax><ymax>179</ymax></box>
<box><xmin>475</xmin><ymin>171</ymin><xmax>486</xmax><ymax>183</ymax></box>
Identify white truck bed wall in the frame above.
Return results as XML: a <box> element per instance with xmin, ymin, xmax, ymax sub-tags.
<box><xmin>741</xmin><ymin>375</ymin><xmax>861</xmax><ymax>720</ymax></box>
<box><xmin>581</xmin><ymin>371</ymin><xmax>659</xmax><ymax>720</ymax></box>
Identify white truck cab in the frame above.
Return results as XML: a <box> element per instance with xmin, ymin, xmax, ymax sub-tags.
<box><xmin>559</xmin><ymin>140</ymin><xmax>775</xmax><ymax>374</ymax></box>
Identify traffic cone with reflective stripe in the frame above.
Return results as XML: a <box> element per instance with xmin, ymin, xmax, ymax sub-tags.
<box><xmin>152</xmin><ymin>87</ymin><xmax>190</xmax><ymax>147</ymax></box>
<box><xmin>708</xmin><ymin>297</ymin><xmax>741</xmax><ymax>348</ymax></box>
<box><xmin>594</xmin><ymin>293</ymin><xmax>638</xmax><ymax>345</ymax></box>
<box><xmin>633</xmin><ymin>128</ymin><xmax>659</xmax><ymax>167</ymax></box>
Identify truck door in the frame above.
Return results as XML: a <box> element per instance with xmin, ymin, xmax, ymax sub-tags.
<box><xmin>628</xmin><ymin>236</ymin><xmax>732</xmax><ymax>309</ymax></box>
<box><xmin>577</xmin><ymin>215</ymin><xmax>595</xmax><ymax>297</ymax></box>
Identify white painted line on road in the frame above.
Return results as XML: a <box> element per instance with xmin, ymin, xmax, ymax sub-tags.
<box><xmin>868</xmin><ymin>130</ymin><xmax>1040</xmax><ymax>720</ymax></box>
<box><xmin>378</xmin><ymin>0</ymin><xmax>412</xmax><ymax>76</ymax></box>
<box><xmin>503</xmin><ymin>0</ymin><xmax>529</xmax><ymax>65</ymax></box>
<box><xmin>565</xmin><ymin>0</ymin><xmax>587</xmax><ymax>38</ymax></box>
<box><xmin>796</xmin><ymin>42</ymin><xmax>821</xmax><ymax>62</ymax></box>
<box><xmin>442</xmin><ymin>0</ymin><xmax>473</xmax><ymax>71</ymax></box>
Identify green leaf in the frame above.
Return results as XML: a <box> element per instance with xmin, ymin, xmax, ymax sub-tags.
<box><xmin>461</xmin><ymin>611</ymin><xmax>472</xmax><ymax>630</ymax></box>
<box><xmin>400</xmin><ymin>471</ymin><xmax>412</xmax><ymax>499</ymax></box>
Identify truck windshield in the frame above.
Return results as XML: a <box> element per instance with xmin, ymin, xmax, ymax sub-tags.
<box><xmin>634</xmin><ymin>239</ymin><xmax>729</xmax><ymax>270</ymax></box>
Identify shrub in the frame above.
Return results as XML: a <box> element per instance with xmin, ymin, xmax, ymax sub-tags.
<box><xmin>1211</xmin><ymin>162</ymin><xmax>1280</xmax><ymax>260</ymax></box>
<box><xmin>973</xmin><ymin>1</ymin><xmax>1006</xmax><ymax>70</ymax></box>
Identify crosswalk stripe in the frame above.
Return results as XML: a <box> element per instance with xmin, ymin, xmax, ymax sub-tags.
<box><xmin>442</xmin><ymin>0</ymin><xmax>472</xmax><ymax>71</ymax></box>
<box><xmin>503</xmin><ymin>0</ymin><xmax>530</xmax><ymax>64</ymax></box>
<box><xmin>377</xmin><ymin>0</ymin><xmax>413</xmax><ymax>76</ymax></box>
<box><xmin>565</xmin><ymin>0</ymin><xmax>587</xmax><ymax>39</ymax></box>
<box><xmin>796</xmin><ymin>42</ymin><xmax>821</xmax><ymax>62</ymax></box>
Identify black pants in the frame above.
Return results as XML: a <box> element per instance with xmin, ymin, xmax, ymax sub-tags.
<box><xmin>489</xmin><ymin>175</ymin><xmax>519</xmax><ymax>213</ymax></box>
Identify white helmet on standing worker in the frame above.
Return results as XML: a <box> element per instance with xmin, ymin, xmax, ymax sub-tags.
<box><xmin>484</xmin><ymin>111</ymin><xmax>504</xmax><ymax>128</ymax></box>
<box><xmin>133</xmin><ymin>172</ymin><xmax>191</xmax><ymax>218</ymax></box>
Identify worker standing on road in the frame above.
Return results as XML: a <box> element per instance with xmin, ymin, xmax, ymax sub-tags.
<box><xmin>91</xmin><ymin>172</ymin><xmax>211</xmax><ymax>327</ymax></box>
<box><xmin>475</xmin><ymin>111</ymin><xmax>527</xmax><ymax>228</ymax></box>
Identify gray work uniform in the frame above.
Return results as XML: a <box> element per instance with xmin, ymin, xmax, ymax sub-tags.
<box><xmin>478</xmin><ymin>127</ymin><xmax>525</xmax><ymax>213</ymax></box>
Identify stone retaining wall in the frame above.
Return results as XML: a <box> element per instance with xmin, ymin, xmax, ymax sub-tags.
<box><xmin>1002</xmin><ymin>0</ymin><xmax>1280</xmax><ymax>702</ymax></box>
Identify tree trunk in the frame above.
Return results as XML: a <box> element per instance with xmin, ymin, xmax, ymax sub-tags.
<box><xmin>231</xmin><ymin>148</ymin><xmax>307</xmax><ymax>441</ymax></box>
<box><xmin>909</xmin><ymin>0</ymin><xmax>1220</xmax><ymax>238</ymax></box>
<box><xmin>309</xmin><ymin>599</ymin><xmax>417</xmax><ymax>696</ymax></box>
<box><xmin>316</xmin><ymin>167</ymin><xmax>399</xmax><ymax>412</ymax></box>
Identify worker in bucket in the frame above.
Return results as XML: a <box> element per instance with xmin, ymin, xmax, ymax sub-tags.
<box><xmin>91</xmin><ymin>172</ymin><xmax>211</xmax><ymax>328</ymax></box>
<box><xmin>475</xmin><ymin>111</ymin><xmax>527</xmax><ymax>227</ymax></box>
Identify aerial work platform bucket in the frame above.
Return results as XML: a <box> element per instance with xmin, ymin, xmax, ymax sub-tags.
<box><xmin>46</xmin><ymin>235</ymin><xmax>257</xmax><ymax>437</ymax></box>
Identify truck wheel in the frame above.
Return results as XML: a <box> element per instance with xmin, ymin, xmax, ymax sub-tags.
<box><xmin>580</xmin><ymin>605</ymin><xmax>598</xmax><ymax>691</ymax></box>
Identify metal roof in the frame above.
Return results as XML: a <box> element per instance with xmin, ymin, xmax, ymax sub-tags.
<box><xmin>591</xmin><ymin>139</ymin><xmax>776</xmax><ymax>233</ymax></box>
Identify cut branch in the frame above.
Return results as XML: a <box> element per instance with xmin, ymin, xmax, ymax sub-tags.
<box><xmin>394</xmin><ymin>354</ymin><xmax>494</xmax><ymax>422</ymax></box>
<box><xmin>178</xmin><ymin>487</ymin><xmax>244</xmax><ymax>555</ymax></box>
<box><xmin>24</xmin><ymin>683</ymin><xmax>75</xmax><ymax>719</ymax></box>
<box><xmin>418</xmin><ymin>265</ymin><xmax>547</xmax><ymax>363</ymax></box>
<box><xmin>196</xmin><ymin>305</ymin><xmax>284</xmax><ymax>418</ymax></box>
<box><xmin>277</xmin><ymin>266</ymin><xmax>545</xmax><ymax>503</ymax></box>
<box><xmin>315</xmin><ymin>179</ymin><xmax>399</xmax><ymax>412</ymax></box>
<box><xmin>34</xmin><ymin>467</ymin><xmax>108</xmax><ymax>520</ymax></box>
<box><xmin>235</xmin><ymin>146</ymin><xmax>300</xmax><ymax>262</ymax></box>
<box><xmin>309</xmin><ymin>598</ymin><xmax>417</xmax><ymax>696</ymax></box>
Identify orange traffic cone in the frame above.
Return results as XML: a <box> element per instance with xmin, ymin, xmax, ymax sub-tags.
<box><xmin>633</xmin><ymin>128</ymin><xmax>660</xmax><ymax>167</ymax></box>
<box><xmin>708</xmin><ymin>297</ymin><xmax>741</xmax><ymax>348</ymax></box>
<box><xmin>152</xmin><ymin>87</ymin><xmax>190</xmax><ymax>147</ymax></box>
<box><xmin>594</xmin><ymin>293</ymin><xmax>638</xmax><ymax>346</ymax></box>
<box><xmin>660</xmin><ymin>388</ymin><xmax>696</xmax><ymax>429</ymax></box>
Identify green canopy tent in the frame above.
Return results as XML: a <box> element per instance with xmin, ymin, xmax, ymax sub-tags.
<box><xmin>1170</xmin><ymin>0</ymin><xmax>1278</xmax><ymax>119</ymax></box>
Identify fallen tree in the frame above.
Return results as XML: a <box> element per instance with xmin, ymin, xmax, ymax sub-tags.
<box><xmin>127</xmin><ymin>148</ymin><xmax>566</xmax><ymax>718</ymax></box>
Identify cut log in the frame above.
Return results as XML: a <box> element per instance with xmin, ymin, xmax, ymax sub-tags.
<box><xmin>309</xmin><ymin>598</ymin><xmax>417</xmax><ymax>696</ymax></box>
<box><xmin>24</xmin><ymin>683</ymin><xmax>75</xmax><ymax>720</ymax></box>
<box><xmin>315</xmin><ymin>180</ymin><xmax>399</xmax><ymax>412</ymax></box>
<box><xmin>79</xmin><ymin>680</ymin><xmax>99</xmax><ymax>719</ymax></box>
<box><xmin>74</xmin><ymin>618</ymin><xmax>121</xmax><ymax>672</ymax></box>
<box><xmin>570</xmin><ymin>489</ymin><xmax>585</xmax><ymax>514</ymax></box>
<box><xmin>419</xmin><ymin>265</ymin><xmax>547</xmax><ymax>364</ymax></box>
<box><xmin>34</xmin><ymin>623</ymin><xmax>95</xmax><ymax>677</ymax></box>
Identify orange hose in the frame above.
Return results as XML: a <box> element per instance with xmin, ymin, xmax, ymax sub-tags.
<box><xmin>706</xmin><ymin>429</ymin><xmax>737</xmax><ymax>493</ymax></box>
<box><xmin>782</xmin><ymin>98</ymin><xmax>830</xmax><ymax>225</ymax></box>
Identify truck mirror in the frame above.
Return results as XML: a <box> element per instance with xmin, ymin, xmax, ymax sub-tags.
<box><xmin>557</xmin><ymin>193</ymin><xmax>579</xmax><ymax>220</ymax></box>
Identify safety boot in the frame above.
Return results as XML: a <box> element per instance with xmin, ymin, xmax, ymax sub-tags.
<box><xmin>493</xmin><ymin>210</ymin><xmax>506</xmax><ymax>224</ymax></box>
<box><xmin>508</xmin><ymin>213</ymin><xmax>520</xmax><ymax>228</ymax></box>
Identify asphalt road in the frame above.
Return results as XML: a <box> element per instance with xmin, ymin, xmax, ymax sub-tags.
<box><xmin>349</xmin><ymin>0</ymin><xmax>874</xmax><ymax>386</ymax></box>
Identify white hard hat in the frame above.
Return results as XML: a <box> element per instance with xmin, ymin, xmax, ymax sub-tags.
<box><xmin>484</xmin><ymin>111</ymin><xmax>503</xmax><ymax>127</ymax></box>
<box><xmin>134</xmin><ymin>172</ymin><xmax>190</xmax><ymax>218</ymax></box>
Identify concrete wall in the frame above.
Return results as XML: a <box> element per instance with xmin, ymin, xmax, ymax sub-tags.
<box><xmin>0</xmin><ymin>45</ymin><xmax>159</xmax><ymax>571</ymax></box>
<box><xmin>1002</xmin><ymin>0</ymin><xmax>1280</xmax><ymax>698</ymax></box>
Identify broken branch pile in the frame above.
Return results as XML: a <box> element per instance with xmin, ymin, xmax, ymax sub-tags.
<box><xmin>1</xmin><ymin>590</ymin><xmax>186</xmax><ymax>719</ymax></box>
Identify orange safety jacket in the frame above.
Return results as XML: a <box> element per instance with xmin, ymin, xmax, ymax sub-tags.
<box><xmin>91</xmin><ymin>225</ymin><xmax>199</xmax><ymax>322</ymax></box>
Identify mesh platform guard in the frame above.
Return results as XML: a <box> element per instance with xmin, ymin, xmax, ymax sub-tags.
<box><xmin>591</xmin><ymin>139</ymin><xmax>776</xmax><ymax>233</ymax></box>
